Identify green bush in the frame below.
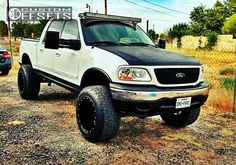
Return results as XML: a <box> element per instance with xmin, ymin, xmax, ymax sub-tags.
<box><xmin>222</xmin><ymin>78</ymin><xmax>235</xmax><ymax>90</ymax></box>
<box><xmin>219</xmin><ymin>66</ymin><xmax>235</xmax><ymax>76</ymax></box>
<box><xmin>206</xmin><ymin>31</ymin><xmax>218</xmax><ymax>50</ymax></box>
<box><xmin>160</xmin><ymin>33</ymin><xmax>165</xmax><ymax>39</ymax></box>
<box><xmin>222</xmin><ymin>14</ymin><xmax>236</xmax><ymax>36</ymax></box>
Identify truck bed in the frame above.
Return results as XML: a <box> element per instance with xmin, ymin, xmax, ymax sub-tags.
<box><xmin>19</xmin><ymin>38</ymin><xmax>40</xmax><ymax>67</ymax></box>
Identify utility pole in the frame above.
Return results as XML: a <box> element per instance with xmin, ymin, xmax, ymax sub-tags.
<box><xmin>146</xmin><ymin>20</ymin><xmax>149</xmax><ymax>33</ymax></box>
<box><xmin>86</xmin><ymin>3</ymin><xmax>91</xmax><ymax>12</ymax></box>
<box><xmin>233</xmin><ymin>44</ymin><xmax>236</xmax><ymax>113</ymax></box>
<box><xmin>105</xmin><ymin>0</ymin><xmax>107</xmax><ymax>15</ymax></box>
<box><xmin>7</xmin><ymin>0</ymin><xmax>12</xmax><ymax>56</ymax></box>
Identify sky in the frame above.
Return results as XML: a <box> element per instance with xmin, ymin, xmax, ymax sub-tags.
<box><xmin>0</xmin><ymin>0</ymin><xmax>221</xmax><ymax>33</ymax></box>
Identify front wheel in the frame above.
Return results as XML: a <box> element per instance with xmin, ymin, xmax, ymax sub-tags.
<box><xmin>160</xmin><ymin>108</ymin><xmax>200</xmax><ymax>128</ymax></box>
<box><xmin>76</xmin><ymin>85</ymin><xmax>120</xmax><ymax>142</ymax></box>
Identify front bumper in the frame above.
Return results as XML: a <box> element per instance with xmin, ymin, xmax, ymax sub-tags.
<box><xmin>110</xmin><ymin>83</ymin><xmax>209</xmax><ymax>102</ymax></box>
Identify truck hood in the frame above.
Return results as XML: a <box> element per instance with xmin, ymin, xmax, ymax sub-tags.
<box><xmin>96</xmin><ymin>46</ymin><xmax>201</xmax><ymax>66</ymax></box>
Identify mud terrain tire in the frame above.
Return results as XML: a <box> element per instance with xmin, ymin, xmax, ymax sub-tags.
<box><xmin>161</xmin><ymin>108</ymin><xmax>200</xmax><ymax>128</ymax></box>
<box><xmin>76</xmin><ymin>85</ymin><xmax>120</xmax><ymax>142</ymax></box>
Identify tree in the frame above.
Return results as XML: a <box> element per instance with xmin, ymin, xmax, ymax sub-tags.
<box><xmin>222</xmin><ymin>14</ymin><xmax>236</xmax><ymax>36</ymax></box>
<box><xmin>205</xmin><ymin>0</ymin><xmax>231</xmax><ymax>33</ymax></box>
<box><xmin>147</xmin><ymin>29</ymin><xmax>156</xmax><ymax>40</ymax></box>
<box><xmin>206</xmin><ymin>31</ymin><xmax>218</xmax><ymax>50</ymax></box>
<box><xmin>190</xmin><ymin>5</ymin><xmax>206</xmax><ymax>36</ymax></box>
<box><xmin>0</xmin><ymin>20</ymin><xmax>8</xmax><ymax>37</ymax></box>
<box><xmin>159</xmin><ymin>33</ymin><xmax>165</xmax><ymax>39</ymax></box>
<box><xmin>168</xmin><ymin>23</ymin><xmax>190</xmax><ymax>48</ymax></box>
<box><xmin>24</xmin><ymin>23</ymin><xmax>34</xmax><ymax>38</ymax></box>
<box><xmin>168</xmin><ymin>23</ymin><xmax>190</xmax><ymax>39</ymax></box>
<box><xmin>190</xmin><ymin>1</ymin><xmax>232</xmax><ymax>35</ymax></box>
<box><xmin>205</xmin><ymin>8</ymin><xmax>226</xmax><ymax>34</ymax></box>
<box><xmin>12</xmin><ymin>21</ymin><xmax>27</xmax><ymax>39</ymax></box>
<box><xmin>11</xmin><ymin>20</ymin><xmax>48</xmax><ymax>39</ymax></box>
<box><xmin>34</xmin><ymin>20</ymin><xmax>48</xmax><ymax>38</ymax></box>
<box><xmin>224</xmin><ymin>0</ymin><xmax>236</xmax><ymax>14</ymax></box>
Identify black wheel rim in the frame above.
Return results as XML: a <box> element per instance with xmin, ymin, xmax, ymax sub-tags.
<box><xmin>77</xmin><ymin>96</ymin><xmax>96</xmax><ymax>133</ymax></box>
<box><xmin>18</xmin><ymin>72</ymin><xmax>25</xmax><ymax>93</ymax></box>
<box><xmin>174</xmin><ymin>111</ymin><xmax>183</xmax><ymax>116</ymax></box>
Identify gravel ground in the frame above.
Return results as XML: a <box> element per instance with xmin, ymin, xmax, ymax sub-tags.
<box><xmin>0</xmin><ymin>61</ymin><xmax>236</xmax><ymax>164</ymax></box>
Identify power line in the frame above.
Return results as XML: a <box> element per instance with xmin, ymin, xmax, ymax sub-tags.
<box><xmin>0</xmin><ymin>0</ymin><xmax>6</xmax><ymax>9</ymax></box>
<box><xmin>117</xmin><ymin>0</ymin><xmax>135</xmax><ymax>17</ymax></box>
<box><xmin>123</xmin><ymin>0</ymin><xmax>180</xmax><ymax>18</ymax></box>
<box><xmin>142</xmin><ymin>18</ymin><xmax>184</xmax><ymax>22</ymax></box>
<box><xmin>141</xmin><ymin>0</ymin><xmax>189</xmax><ymax>15</ymax></box>
<box><xmin>12</xmin><ymin>0</ymin><xmax>83</xmax><ymax>12</ymax></box>
<box><xmin>117</xmin><ymin>0</ymin><xmax>184</xmax><ymax>22</ymax></box>
<box><xmin>13</xmin><ymin>0</ymin><xmax>54</xmax><ymax>6</ymax></box>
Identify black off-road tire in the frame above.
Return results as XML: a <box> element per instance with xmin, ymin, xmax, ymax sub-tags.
<box><xmin>17</xmin><ymin>65</ymin><xmax>40</xmax><ymax>100</ymax></box>
<box><xmin>76</xmin><ymin>85</ymin><xmax>120</xmax><ymax>142</ymax></box>
<box><xmin>160</xmin><ymin>108</ymin><xmax>200</xmax><ymax>128</ymax></box>
<box><xmin>1</xmin><ymin>70</ymin><xmax>9</xmax><ymax>75</ymax></box>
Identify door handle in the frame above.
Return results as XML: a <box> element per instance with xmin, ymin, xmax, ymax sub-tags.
<box><xmin>39</xmin><ymin>49</ymin><xmax>43</xmax><ymax>52</ymax></box>
<box><xmin>56</xmin><ymin>53</ymin><xmax>61</xmax><ymax>57</ymax></box>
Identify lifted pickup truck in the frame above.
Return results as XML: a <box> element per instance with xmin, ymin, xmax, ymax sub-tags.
<box><xmin>18</xmin><ymin>12</ymin><xmax>209</xmax><ymax>142</ymax></box>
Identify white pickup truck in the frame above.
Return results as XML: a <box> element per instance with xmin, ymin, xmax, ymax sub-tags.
<box><xmin>18</xmin><ymin>12</ymin><xmax>209</xmax><ymax>142</ymax></box>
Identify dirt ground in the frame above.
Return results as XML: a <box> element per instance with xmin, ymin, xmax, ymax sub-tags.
<box><xmin>0</xmin><ymin>60</ymin><xmax>236</xmax><ymax>165</ymax></box>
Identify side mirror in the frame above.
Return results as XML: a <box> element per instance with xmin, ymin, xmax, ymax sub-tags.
<box><xmin>69</xmin><ymin>40</ymin><xmax>81</xmax><ymax>50</ymax></box>
<box><xmin>45</xmin><ymin>31</ymin><xmax>59</xmax><ymax>49</ymax></box>
<box><xmin>59</xmin><ymin>39</ymin><xmax>81</xmax><ymax>51</ymax></box>
<box><xmin>158</xmin><ymin>39</ymin><xmax>166</xmax><ymax>49</ymax></box>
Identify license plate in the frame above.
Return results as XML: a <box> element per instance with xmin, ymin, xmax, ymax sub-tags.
<box><xmin>176</xmin><ymin>97</ymin><xmax>191</xmax><ymax>109</ymax></box>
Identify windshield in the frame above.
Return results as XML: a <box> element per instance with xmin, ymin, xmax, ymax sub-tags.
<box><xmin>82</xmin><ymin>21</ymin><xmax>154</xmax><ymax>46</ymax></box>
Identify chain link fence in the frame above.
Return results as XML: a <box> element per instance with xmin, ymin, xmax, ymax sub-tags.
<box><xmin>166</xmin><ymin>35</ymin><xmax>236</xmax><ymax>112</ymax></box>
<box><xmin>1</xmin><ymin>35</ymin><xmax>236</xmax><ymax>113</ymax></box>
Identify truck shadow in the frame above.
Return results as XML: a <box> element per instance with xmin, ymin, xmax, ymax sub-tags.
<box><xmin>37</xmin><ymin>92</ymin><xmax>77</xmax><ymax>102</ymax></box>
<box><xmin>118</xmin><ymin>117</ymin><xmax>166</xmax><ymax>138</ymax></box>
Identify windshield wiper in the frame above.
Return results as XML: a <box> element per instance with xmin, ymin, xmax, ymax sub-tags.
<box><xmin>129</xmin><ymin>42</ymin><xmax>154</xmax><ymax>47</ymax></box>
<box><xmin>89</xmin><ymin>41</ymin><xmax>119</xmax><ymax>45</ymax></box>
<box><xmin>89</xmin><ymin>41</ymin><xmax>130</xmax><ymax>46</ymax></box>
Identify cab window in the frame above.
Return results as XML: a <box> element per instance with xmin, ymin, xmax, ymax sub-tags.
<box><xmin>61</xmin><ymin>20</ymin><xmax>80</xmax><ymax>40</ymax></box>
<box><xmin>48</xmin><ymin>20</ymin><xmax>65</xmax><ymax>33</ymax></box>
<box><xmin>43</xmin><ymin>20</ymin><xmax>64</xmax><ymax>42</ymax></box>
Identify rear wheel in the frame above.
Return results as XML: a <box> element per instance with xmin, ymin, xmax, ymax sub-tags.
<box><xmin>160</xmin><ymin>108</ymin><xmax>200</xmax><ymax>128</ymax></box>
<box><xmin>1</xmin><ymin>70</ymin><xmax>9</xmax><ymax>75</ymax></box>
<box><xmin>76</xmin><ymin>85</ymin><xmax>120</xmax><ymax>142</ymax></box>
<box><xmin>17</xmin><ymin>65</ymin><xmax>40</xmax><ymax>100</ymax></box>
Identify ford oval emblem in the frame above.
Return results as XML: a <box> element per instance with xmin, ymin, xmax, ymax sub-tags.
<box><xmin>176</xmin><ymin>73</ymin><xmax>185</xmax><ymax>78</ymax></box>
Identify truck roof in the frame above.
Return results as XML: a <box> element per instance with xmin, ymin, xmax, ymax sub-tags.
<box><xmin>79</xmin><ymin>12</ymin><xmax>142</xmax><ymax>24</ymax></box>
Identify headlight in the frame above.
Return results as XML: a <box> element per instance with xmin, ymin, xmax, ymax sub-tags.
<box><xmin>118</xmin><ymin>67</ymin><xmax>151</xmax><ymax>81</ymax></box>
<box><xmin>200</xmin><ymin>66</ymin><xmax>205</xmax><ymax>82</ymax></box>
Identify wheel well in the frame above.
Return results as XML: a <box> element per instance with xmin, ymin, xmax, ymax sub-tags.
<box><xmin>21</xmin><ymin>54</ymin><xmax>32</xmax><ymax>65</ymax></box>
<box><xmin>81</xmin><ymin>69</ymin><xmax>111</xmax><ymax>88</ymax></box>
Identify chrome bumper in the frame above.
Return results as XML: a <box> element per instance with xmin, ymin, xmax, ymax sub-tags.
<box><xmin>110</xmin><ymin>83</ymin><xmax>209</xmax><ymax>102</ymax></box>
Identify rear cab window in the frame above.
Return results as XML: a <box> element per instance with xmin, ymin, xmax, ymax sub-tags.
<box><xmin>43</xmin><ymin>20</ymin><xmax>65</xmax><ymax>42</ymax></box>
